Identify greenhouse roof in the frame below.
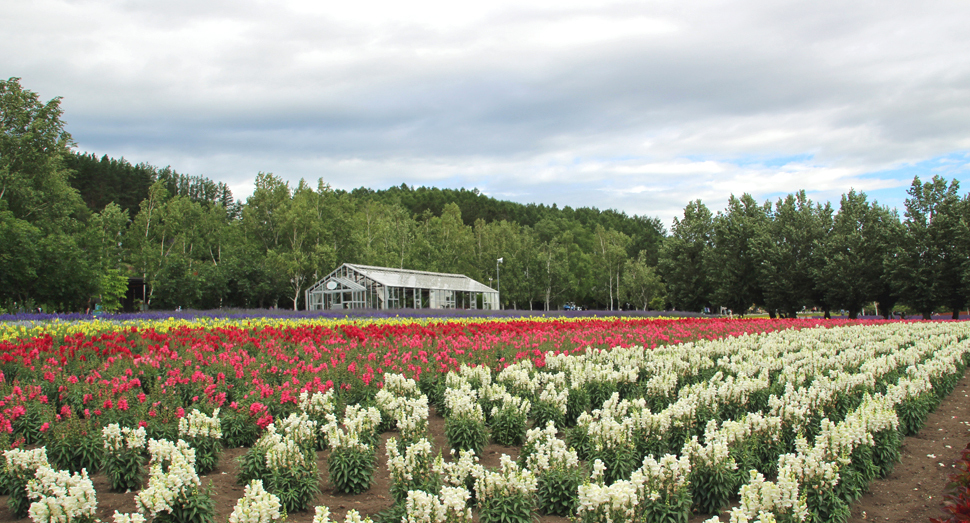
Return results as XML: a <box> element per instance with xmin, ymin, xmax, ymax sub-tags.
<box><xmin>342</xmin><ymin>264</ymin><xmax>495</xmax><ymax>293</ymax></box>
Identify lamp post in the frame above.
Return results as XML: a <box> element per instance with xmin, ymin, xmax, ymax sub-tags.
<box><xmin>497</xmin><ymin>257</ymin><xmax>503</xmax><ymax>310</ymax></box>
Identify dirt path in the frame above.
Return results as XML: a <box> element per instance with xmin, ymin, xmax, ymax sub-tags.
<box><xmin>0</xmin><ymin>372</ymin><xmax>966</xmax><ymax>523</ymax></box>
<box><xmin>844</xmin><ymin>370</ymin><xmax>970</xmax><ymax>523</ymax></box>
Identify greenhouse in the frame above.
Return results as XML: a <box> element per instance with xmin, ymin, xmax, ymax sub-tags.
<box><xmin>305</xmin><ymin>263</ymin><xmax>499</xmax><ymax>311</ymax></box>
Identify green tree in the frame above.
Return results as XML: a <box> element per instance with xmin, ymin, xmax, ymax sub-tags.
<box><xmin>593</xmin><ymin>225</ymin><xmax>631</xmax><ymax>310</ymax></box>
<box><xmin>0</xmin><ymin>77</ymin><xmax>97</xmax><ymax>310</ymax></box>
<box><xmin>817</xmin><ymin>191</ymin><xmax>902</xmax><ymax>319</ymax></box>
<box><xmin>658</xmin><ymin>200</ymin><xmax>713</xmax><ymax>312</ymax></box>
<box><xmin>622</xmin><ymin>251</ymin><xmax>666</xmax><ymax>310</ymax></box>
<box><xmin>888</xmin><ymin>176</ymin><xmax>964</xmax><ymax>319</ymax></box>
<box><xmin>756</xmin><ymin>191</ymin><xmax>832</xmax><ymax>318</ymax></box>
<box><xmin>88</xmin><ymin>202</ymin><xmax>129</xmax><ymax>311</ymax></box>
<box><xmin>708</xmin><ymin>194</ymin><xmax>769</xmax><ymax>316</ymax></box>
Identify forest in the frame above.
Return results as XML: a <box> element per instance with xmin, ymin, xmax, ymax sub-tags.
<box><xmin>3</xmin><ymin>76</ymin><xmax>969</xmax><ymax>319</ymax></box>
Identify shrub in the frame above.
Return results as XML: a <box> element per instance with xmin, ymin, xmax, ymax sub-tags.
<box><xmin>228</xmin><ymin>480</ymin><xmax>284</xmax><ymax>523</ymax></box>
<box><xmin>135</xmin><ymin>439</ymin><xmax>215</xmax><ymax>523</ymax></box>
<box><xmin>47</xmin><ymin>418</ymin><xmax>102</xmax><ymax>475</ymax></box>
<box><xmin>26</xmin><ymin>466</ymin><xmax>98</xmax><ymax>523</ymax></box>
<box><xmin>489</xmin><ymin>394</ymin><xmax>530</xmax><ymax>447</ymax></box>
<box><xmin>520</xmin><ymin>422</ymin><xmax>582</xmax><ymax>517</ymax></box>
<box><xmin>102</xmin><ymin>423</ymin><xmax>147</xmax><ymax>492</ymax></box>
<box><xmin>444</xmin><ymin>386</ymin><xmax>489</xmax><ymax>456</ymax></box>
<box><xmin>474</xmin><ymin>455</ymin><xmax>537</xmax><ymax>523</ymax></box>
<box><xmin>386</xmin><ymin>437</ymin><xmax>440</xmax><ymax>504</ymax></box>
<box><xmin>324</xmin><ymin>413</ymin><xmax>376</xmax><ymax>496</ymax></box>
<box><xmin>178</xmin><ymin>408</ymin><xmax>223</xmax><ymax>475</ymax></box>
<box><xmin>4</xmin><ymin>448</ymin><xmax>51</xmax><ymax>518</ymax></box>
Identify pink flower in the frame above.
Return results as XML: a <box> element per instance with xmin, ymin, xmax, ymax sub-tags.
<box><xmin>39</xmin><ymin>423</ymin><xmax>49</xmax><ymax>432</ymax></box>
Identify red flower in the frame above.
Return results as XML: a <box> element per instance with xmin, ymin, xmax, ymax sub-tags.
<box><xmin>256</xmin><ymin>413</ymin><xmax>274</xmax><ymax>429</ymax></box>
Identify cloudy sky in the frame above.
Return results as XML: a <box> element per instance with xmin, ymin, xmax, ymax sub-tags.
<box><xmin>5</xmin><ymin>0</ymin><xmax>970</xmax><ymax>226</ymax></box>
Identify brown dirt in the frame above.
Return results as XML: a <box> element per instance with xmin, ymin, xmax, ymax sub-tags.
<box><xmin>0</xmin><ymin>374</ymin><xmax>966</xmax><ymax>523</ymax></box>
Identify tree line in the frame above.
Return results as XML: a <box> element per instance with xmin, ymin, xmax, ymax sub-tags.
<box><xmin>660</xmin><ymin>180</ymin><xmax>970</xmax><ymax>320</ymax></box>
<box><xmin>0</xmin><ymin>78</ymin><xmax>666</xmax><ymax>313</ymax></box>
<box><xmin>3</xmin><ymin>77</ymin><xmax>968</xmax><ymax>318</ymax></box>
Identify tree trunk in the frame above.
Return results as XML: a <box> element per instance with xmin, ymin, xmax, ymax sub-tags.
<box><xmin>923</xmin><ymin>311</ymin><xmax>932</xmax><ymax>320</ymax></box>
<box><xmin>823</xmin><ymin>309</ymin><xmax>831</xmax><ymax>319</ymax></box>
<box><xmin>848</xmin><ymin>310</ymin><xmax>858</xmax><ymax>320</ymax></box>
<box><xmin>952</xmin><ymin>310</ymin><xmax>960</xmax><ymax>320</ymax></box>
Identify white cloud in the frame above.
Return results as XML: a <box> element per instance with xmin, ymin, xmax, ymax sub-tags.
<box><xmin>3</xmin><ymin>0</ymin><xmax>970</xmax><ymax>226</ymax></box>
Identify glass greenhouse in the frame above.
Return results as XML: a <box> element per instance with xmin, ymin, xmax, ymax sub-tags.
<box><xmin>305</xmin><ymin>263</ymin><xmax>499</xmax><ymax>311</ymax></box>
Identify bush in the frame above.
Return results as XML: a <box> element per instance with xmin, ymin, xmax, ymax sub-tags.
<box><xmin>102</xmin><ymin>424</ymin><xmax>147</xmax><ymax>492</ymax></box>
<box><xmin>489</xmin><ymin>395</ymin><xmax>530</xmax><ymax>447</ymax></box>
<box><xmin>47</xmin><ymin>418</ymin><xmax>102</xmax><ymax>475</ymax></box>
<box><xmin>328</xmin><ymin>444</ymin><xmax>374</xmax><ymax>495</ymax></box>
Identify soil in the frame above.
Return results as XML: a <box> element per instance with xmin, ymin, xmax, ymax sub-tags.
<box><xmin>0</xmin><ymin>373</ymin><xmax>966</xmax><ymax>523</ymax></box>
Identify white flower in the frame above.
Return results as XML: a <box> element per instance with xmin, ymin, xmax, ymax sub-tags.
<box><xmin>178</xmin><ymin>408</ymin><xmax>222</xmax><ymax>440</ymax></box>
<box><xmin>26</xmin><ymin>466</ymin><xmax>98</xmax><ymax>523</ymax></box>
<box><xmin>229</xmin><ymin>480</ymin><xmax>282</xmax><ymax>523</ymax></box>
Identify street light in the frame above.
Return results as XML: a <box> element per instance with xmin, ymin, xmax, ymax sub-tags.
<box><xmin>497</xmin><ymin>257</ymin><xmax>503</xmax><ymax>310</ymax></box>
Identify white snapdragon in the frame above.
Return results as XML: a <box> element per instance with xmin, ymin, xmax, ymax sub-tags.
<box><xmin>178</xmin><ymin>408</ymin><xmax>222</xmax><ymax>440</ymax></box>
<box><xmin>386</xmin><ymin>437</ymin><xmax>435</xmax><ymax>486</ymax></box>
<box><xmin>299</xmin><ymin>390</ymin><xmax>337</xmax><ymax>417</ymax></box>
<box><xmin>731</xmin><ymin>469</ymin><xmax>807</xmax><ymax>523</ymax></box>
<box><xmin>395</xmin><ymin>396</ymin><xmax>431</xmax><ymax>442</ymax></box>
<box><xmin>444</xmin><ymin>385</ymin><xmax>484</xmax><ymax>422</ymax></box>
<box><xmin>630</xmin><ymin>453</ymin><xmax>691</xmax><ymax>503</ymax></box>
<box><xmin>496</xmin><ymin>361</ymin><xmax>537</xmax><ymax>397</ymax></box>
<box><xmin>439</xmin><ymin>486</ymin><xmax>472</xmax><ymax>522</ymax></box>
<box><xmin>489</xmin><ymin>392</ymin><xmax>531</xmax><ymax>420</ymax></box>
<box><xmin>276</xmin><ymin>412</ymin><xmax>318</xmax><ymax>449</ymax></box>
<box><xmin>383</xmin><ymin>372</ymin><xmax>422</xmax><ymax>398</ymax></box>
<box><xmin>312</xmin><ymin>506</ymin><xmax>331</xmax><ymax>523</ymax></box>
<box><xmin>458</xmin><ymin>364</ymin><xmax>492</xmax><ymax>389</ymax></box>
<box><xmin>435</xmin><ymin>448</ymin><xmax>483</xmax><ymax>489</ymax></box>
<box><xmin>5</xmin><ymin>447</ymin><xmax>49</xmax><ymax>476</ymax></box>
<box><xmin>103</xmin><ymin>424</ymin><xmax>147</xmax><ymax>453</ymax></box>
<box><xmin>576</xmin><ymin>479</ymin><xmax>638</xmax><ymax>523</ymax></box>
<box><xmin>474</xmin><ymin>455</ymin><xmax>537</xmax><ymax>502</ymax></box>
<box><xmin>342</xmin><ymin>405</ymin><xmax>382</xmax><ymax>437</ymax></box>
<box><xmin>146</xmin><ymin>438</ymin><xmax>197</xmax><ymax>470</ymax></box>
<box><xmin>265</xmin><ymin>435</ymin><xmax>308</xmax><ymax>471</ymax></box>
<box><xmin>228</xmin><ymin>480</ymin><xmax>283</xmax><ymax>523</ymax></box>
<box><xmin>112</xmin><ymin>512</ymin><xmax>146</xmax><ymax>523</ymax></box>
<box><xmin>404</xmin><ymin>488</ymin><xmax>473</xmax><ymax>523</ymax></box>
<box><xmin>522</xmin><ymin>421</ymin><xmax>578</xmax><ymax>474</ymax></box>
<box><xmin>135</xmin><ymin>439</ymin><xmax>201</xmax><ymax>518</ymax></box>
<box><xmin>342</xmin><ymin>509</ymin><xmax>373</xmax><ymax>523</ymax></box>
<box><xmin>322</xmin><ymin>405</ymin><xmax>381</xmax><ymax>451</ymax></box>
<box><xmin>405</xmin><ymin>489</ymin><xmax>445</xmax><ymax>523</ymax></box>
<box><xmin>26</xmin><ymin>466</ymin><xmax>98</xmax><ymax>523</ymax></box>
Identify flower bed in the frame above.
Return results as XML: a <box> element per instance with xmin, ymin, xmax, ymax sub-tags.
<box><xmin>0</xmin><ymin>317</ymin><xmax>964</xmax><ymax>523</ymax></box>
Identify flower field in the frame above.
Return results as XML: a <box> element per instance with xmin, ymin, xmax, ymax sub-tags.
<box><xmin>0</xmin><ymin>317</ymin><xmax>966</xmax><ymax>523</ymax></box>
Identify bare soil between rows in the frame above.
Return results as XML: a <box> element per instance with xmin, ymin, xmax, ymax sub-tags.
<box><xmin>2</xmin><ymin>372</ymin><xmax>967</xmax><ymax>523</ymax></box>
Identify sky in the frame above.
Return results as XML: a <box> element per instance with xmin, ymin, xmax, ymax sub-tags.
<box><xmin>5</xmin><ymin>0</ymin><xmax>970</xmax><ymax>228</ymax></box>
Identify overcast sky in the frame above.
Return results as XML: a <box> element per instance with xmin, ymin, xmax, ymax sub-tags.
<box><xmin>5</xmin><ymin>0</ymin><xmax>970</xmax><ymax>227</ymax></box>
